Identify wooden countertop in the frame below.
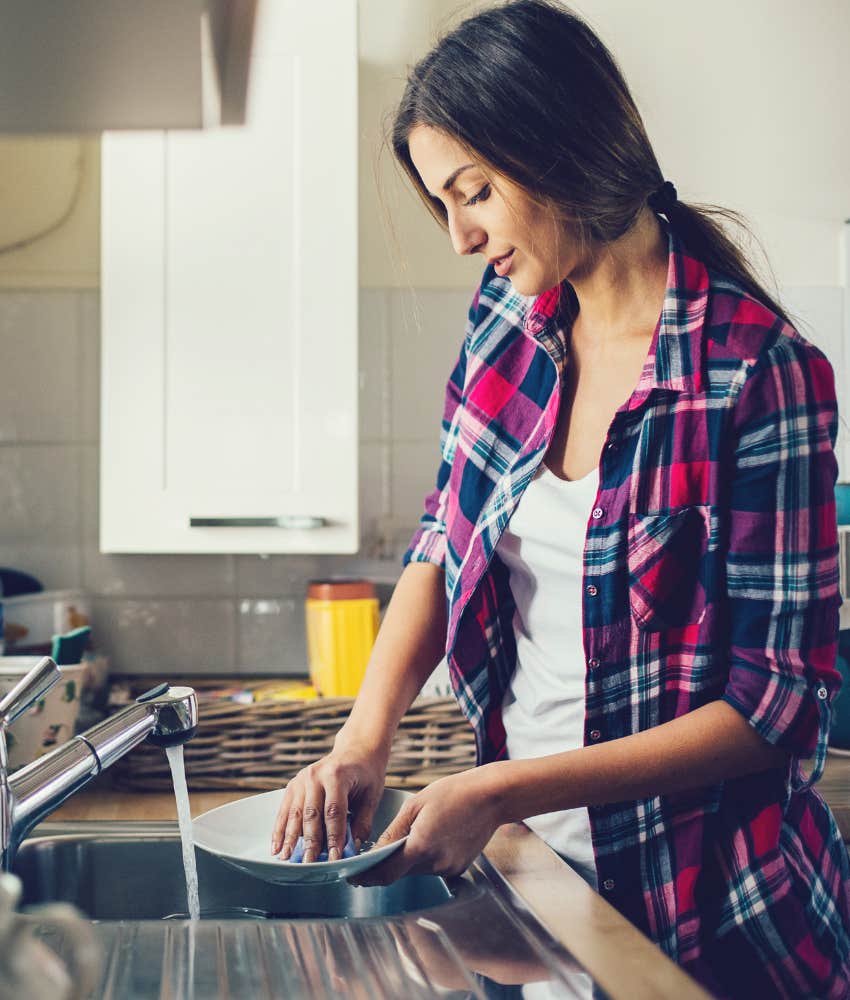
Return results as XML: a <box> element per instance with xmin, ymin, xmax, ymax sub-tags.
<box><xmin>49</xmin><ymin>776</ymin><xmax>255</xmax><ymax>822</ymax></box>
<box><xmin>50</xmin><ymin>755</ymin><xmax>850</xmax><ymax>839</ymax></box>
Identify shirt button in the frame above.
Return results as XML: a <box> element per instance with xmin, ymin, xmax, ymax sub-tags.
<box><xmin>817</xmin><ymin>686</ymin><xmax>829</xmax><ymax>700</ymax></box>
<box><xmin>602</xmin><ymin>879</ymin><xmax>615</xmax><ymax>891</ymax></box>
<box><xmin>586</xmin><ymin>584</ymin><xmax>598</xmax><ymax>597</ymax></box>
<box><xmin>588</xmin><ymin>657</ymin><xmax>600</xmax><ymax>669</ymax></box>
<box><xmin>591</xmin><ymin>507</ymin><xmax>604</xmax><ymax>520</ymax></box>
<box><xmin>589</xmin><ymin>729</ymin><xmax>602</xmax><ymax>741</ymax></box>
<box><xmin>605</xmin><ymin>441</ymin><xmax>617</xmax><ymax>451</ymax></box>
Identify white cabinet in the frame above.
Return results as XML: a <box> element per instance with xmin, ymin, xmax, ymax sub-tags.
<box><xmin>100</xmin><ymin>0</ymin><xmax>358</xmax><ymax>553</ymax></box>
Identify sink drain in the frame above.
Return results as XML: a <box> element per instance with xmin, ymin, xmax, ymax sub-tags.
<box><xmin>163</xmin><ymin>906</ymin><xmax>270</xmax><ymax>920</ymax></box>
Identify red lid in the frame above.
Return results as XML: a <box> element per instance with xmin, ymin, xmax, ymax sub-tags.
<box><xmin>307</xmin><ymin>578</ymin><xmax>376</xmax><ymax>601</ymax></box>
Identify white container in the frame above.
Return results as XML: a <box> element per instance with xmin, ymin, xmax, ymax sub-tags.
<box><xmin>2</xmin><ymin>590</ymin><xmax>90</xmax><ymax>650</ymax></box>
<box><xmin>0</xmin><ymin>658</ymin><xmax>87</xmax><ymax>770</ymax></box>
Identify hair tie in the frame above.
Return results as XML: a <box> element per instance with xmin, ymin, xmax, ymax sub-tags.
<box><xmin>647</xmin><ymin>180</ymin><xmax>678</xmax><ymax>214</ymax></box>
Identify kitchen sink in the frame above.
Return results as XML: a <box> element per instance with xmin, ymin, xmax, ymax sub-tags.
<box><xmin>6</xmin><ymin>820</ymin><xmax>707</xmax><ymax>999</ymax></box>
<box><xmin>13</xmin><ymin>823</ymin><xmax>457</xmax><ymax>921</ymax></box>
<box><xmin>8</xmin><ymin>820</ymin><xmax>699</xmax><ymax>999</ymax></box>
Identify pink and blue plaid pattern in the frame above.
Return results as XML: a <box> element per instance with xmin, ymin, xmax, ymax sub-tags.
<box><xmin>405</xmin><ymin>223</ymin><xmax>850</xmax><ymax>996</ymax></box>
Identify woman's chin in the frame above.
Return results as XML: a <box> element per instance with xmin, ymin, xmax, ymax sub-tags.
<box><xmin>509</xmin><ymin>276</ymin><xmax>546</xmax><ymax>297</ymax></box>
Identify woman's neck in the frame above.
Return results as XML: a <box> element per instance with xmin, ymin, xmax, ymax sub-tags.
<box><xmin>568</xmin><ymin>209</ymin><xmax>669</xmax><ymax>349</ymax></box>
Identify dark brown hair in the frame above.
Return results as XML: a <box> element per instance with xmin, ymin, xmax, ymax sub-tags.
<box><xmin>392</xmin><ymin>0</ymin><xmax>791</xmax><ymax>325</ymax></box>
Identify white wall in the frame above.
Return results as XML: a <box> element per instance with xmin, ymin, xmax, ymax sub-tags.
<box><xmin>359</xmin><ymin>0</ymin><xmax>850</xmax><ymax>290</ymax></box>
<box><xmin>1</xmin><ymin>1</ymin><xmax>849</xmax><ymax>674</ymax></box>
<box><xmin>0</xmin><ymin>1</ymin><xmax>847</xmax><ymax>291</ymax></box>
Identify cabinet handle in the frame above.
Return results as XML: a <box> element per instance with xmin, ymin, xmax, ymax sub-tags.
<box><xmin>189</xmin><ymin>516</ymin><xmax>327</xmax><ymax>529</ymax></box>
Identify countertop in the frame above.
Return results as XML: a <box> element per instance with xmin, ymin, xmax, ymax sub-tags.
<box><xmin>39</xmin><ymin>783</ymin><xmax>711</xmax><ymax>999</ymax></box>
<box><xmin>36</xmin><ymin>758</ymin><xmax>850</xmax><ymax>999</ymax></box>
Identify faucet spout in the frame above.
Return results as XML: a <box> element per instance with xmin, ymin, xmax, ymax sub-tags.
<box><xmin>3</xmin><ymin>683</ymin><xmax>198</xmax><ymax>870</ymax></box>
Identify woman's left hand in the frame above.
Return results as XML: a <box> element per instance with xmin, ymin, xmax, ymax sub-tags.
<box><xmin>349</xmin><ymin>765</ymin><xmax>503</xmax><ymax>886</ymax></box>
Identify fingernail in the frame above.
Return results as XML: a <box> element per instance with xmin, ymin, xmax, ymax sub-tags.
<box><xmin>281</xmin><ymin>845</ymin><xmax>291</xmax><ymax>860</ymax></box>
<box><xmin>354</xmin><ymin>837</ymin><xmax>362</xmax><ymax>850</ymax></box>
<box><xmin>329</xmin><ymin>847</ymin><xmax>340</xmax><ymax>862</ymax></box>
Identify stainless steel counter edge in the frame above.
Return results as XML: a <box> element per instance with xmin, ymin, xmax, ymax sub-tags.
<box><xmin>482</xmin><ymin>822</ymin><xmax>712</xmax><ymax>1000</ymax></box>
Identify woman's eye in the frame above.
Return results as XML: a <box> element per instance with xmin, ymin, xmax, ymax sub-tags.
<box><xmin>464</xmin><ymin>184</ymin><xmax>491</xmax><ymax>207</ymax></box>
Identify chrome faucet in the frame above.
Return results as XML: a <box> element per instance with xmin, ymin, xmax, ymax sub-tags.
<box><xmin>0</xmin><ymin>660</ymin><xmax>198</xmax><ymax>870</ymax></box>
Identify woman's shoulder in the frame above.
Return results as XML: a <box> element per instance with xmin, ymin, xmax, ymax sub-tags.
<box><xmin>702</xmin><ymin>265</ymin><xmax>832</xmax><ymax>381</ymax></box>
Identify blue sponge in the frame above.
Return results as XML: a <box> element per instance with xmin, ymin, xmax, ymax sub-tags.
<box><xmin>288</xmin><ymin>821</ymin><xmax>357</xmax><ymax>863</ymax></box>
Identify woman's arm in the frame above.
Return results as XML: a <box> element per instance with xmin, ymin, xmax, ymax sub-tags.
<box><xmin>271</xmin><ymin>560</ymin><xmax>448</xmax><ymax>860</ymax></box>
<box><xmin>355</xmin><ymin>700</ymin><xmax>788</xmax><ymax>884</ymax></box>
<box><xmin>482</xmin><ymin>699</ymin><xmax>789</xmax><ymax>823</ymax></box>
<box><xmin>272</xmin><ymin>324</ymin><xmax>472</xmax><ymax>861</ymax></box>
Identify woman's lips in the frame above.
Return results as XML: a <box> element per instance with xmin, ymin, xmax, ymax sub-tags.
<box><xmin>492</xmin><ymin>249</ymin><xmax>514</xmax><ymax>277</ymax></box>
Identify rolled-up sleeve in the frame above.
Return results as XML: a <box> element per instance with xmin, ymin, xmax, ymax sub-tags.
<box><xmin>402</xmin><ymin>299</ymin><xmax>474</xmax><ymax>569</ymax></box>
<box><xmin>721</xmin><ymin>337</ymin><xmax>842</xmax><ymax>788</ymax></box>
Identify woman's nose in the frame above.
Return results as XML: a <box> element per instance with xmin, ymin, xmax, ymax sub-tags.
<box><xmin>448</xmin><ymin>213</ymin><xmax>485</xmax><ymax>256</ymax></box>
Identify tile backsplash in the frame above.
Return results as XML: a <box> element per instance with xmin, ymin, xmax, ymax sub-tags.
<box><xmin>0</xmin><ymin>287</ymin><xmax>473</xmax><ymax>675</ymax></box>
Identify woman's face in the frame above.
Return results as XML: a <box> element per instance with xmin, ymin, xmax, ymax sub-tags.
<box><xmin>408</xmin><ymin>125</ymin><xmax>579</xmax><ymax>296</ymax></box>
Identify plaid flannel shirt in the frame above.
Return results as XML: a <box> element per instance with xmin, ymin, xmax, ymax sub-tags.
<box><xmin>404</xmin><ymin>223</ymin><xmax>850</xmax><ymax>997</ymax></box>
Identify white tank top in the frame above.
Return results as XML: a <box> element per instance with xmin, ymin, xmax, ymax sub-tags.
<box><xmin>497</xmin><ymin>460</ymin><xmax>599</xmax><ymax>888</ymax></box>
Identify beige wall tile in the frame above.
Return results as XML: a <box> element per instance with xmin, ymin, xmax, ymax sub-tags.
<box><xmin>77</xmin><ymin>290</ymin><xmax>100</xmax><ymax>444</ymax></box>
<box><xmin>359</xmin><ymin>289</ymin><xmax>390</xmax><ymax>443</ymax></box>
<box><xmin>237</xmin><ymin>597</ymin><xmax>306</xmax><ymax>676</ymax></box>
<box><xmin>0</xmin><ymin>291</ymin><xmax>81</xmax><ymax>443</ymax></box>
<box><xmin>0</xmin><ymin>444</ymin><xmax>82</xmax><ymax>586</ymax></box>
<box><xmin>389</xmin><ymin>287</ymin><xmax>472</xmax><ymax>443</ymax></box>
<box><xmin>91</xmin><ymin>598</ymin><xmax>235</xmax><ymax>675</ymax></box>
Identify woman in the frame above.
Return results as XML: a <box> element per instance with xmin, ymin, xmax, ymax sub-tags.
<box><xmin>272</xmin><ymin>2</ymin><xmax>850</xmax><ymax>995</ymax></box>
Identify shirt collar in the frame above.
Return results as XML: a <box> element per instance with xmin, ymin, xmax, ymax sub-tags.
<box><xmin>523</xmin><ymin>223</ymin><xmax>708</xmax><ymax>400</ymax></box>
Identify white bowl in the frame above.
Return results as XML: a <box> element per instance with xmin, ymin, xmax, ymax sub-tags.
<box><xmin>193</xmin><ymin>787</ymin><xmax>409</xmax><ymax>885</ymax></box>
<box><xmin>0</xmin><ymin>658</ymin><xmax>87</xmax><ymax>769</ymax></box>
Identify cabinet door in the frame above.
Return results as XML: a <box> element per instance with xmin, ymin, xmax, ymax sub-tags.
<box><xmin>101</xmin><ymin>0</ymin><xmax>358</xmax><ymax>553</ymax></box>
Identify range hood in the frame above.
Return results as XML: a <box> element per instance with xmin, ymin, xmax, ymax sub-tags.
<box><xmin>0</xmin><ymin>0</ymin><xmax>258</xmax><ymax>132</ymax></box>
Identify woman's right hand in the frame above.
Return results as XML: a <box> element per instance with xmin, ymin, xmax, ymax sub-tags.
<box><xmin>270</xmin><ymin>733</ymin><xmax>389</xmax><ymax>862</ymax></box>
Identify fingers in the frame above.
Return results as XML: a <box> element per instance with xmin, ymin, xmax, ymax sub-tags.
<box><xmin>349</xmin><ymin>803</ymin><xmax>418</xmax><ymax>887</ymax></box>
<box><xmin>322</xmin><ymin>778</ymin><xmax>348</xmax><ymax>862</ymax></box>
<box><xmin>269</xmin><ymin>748</ymin><xmax>388</xmax><ymax>862</ymax></box>
<box><xmin>350</xmin><ymin>840</ymin><xmax>428</xmax><ymax>887</ymax></box>
<box><xmin>271</xmin><ymin>786</ymin><xmax>294</xmax><ymax>856</ymax></box>
<box><xmin>350</xmin><ymin>787</ymin><xmax>381</xmax><ymax>848</ymax></box>
<box><xmin>301</xmin><ymin>779</ymin><xmax>326</xmax><ymax>864</ymax></box>
<box><xmin>374</xmin><ymin>803</ymin><xmax>412</xmax><ymax>848</ymax></box>
<box><xmin>281</xmin><ymin>799</ymin><xmax>304</xmax><ymax>860</ymax></box>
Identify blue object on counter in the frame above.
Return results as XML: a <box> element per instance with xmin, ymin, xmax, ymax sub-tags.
<box><xmin>50</xmin><ymin>626</ymin><xmax>91</xmax><ymax>666</ymax></box>
<box><xmin>288</xmin><ymin>821</ymin><xmax>357</xmax><ymax>863</ymax></box>
<box><xmin>0</xmin><ymin>568</ymin><xmax>43</xmax><ymax>598</ymax></box>
<box><xmin>836</xmin><ymin>483</ymin><xmax>850</xmax><ymax>526</ymax></box>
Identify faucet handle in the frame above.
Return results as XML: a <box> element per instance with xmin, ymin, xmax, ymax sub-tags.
<box><xmin>0</xmin><ymin>657</ymin><xmax>61</xmax><ymax>727</ymax></box>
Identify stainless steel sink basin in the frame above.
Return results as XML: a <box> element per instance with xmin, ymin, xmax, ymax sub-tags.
<box><xmin>10</xmin><ymin>821</ymin><xmax>620</xmax><ymax>1000</ymax></box>
<box><xmin>13</xmin><ymin>823</ymin><xmax>456</xmax><ymax>920</ymax></box>
<box><xmin>7</xmin><ymin>820</ymin><xmax>708</xmax><ymax>1000</ymax></box>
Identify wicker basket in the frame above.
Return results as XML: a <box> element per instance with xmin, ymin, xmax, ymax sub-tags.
<box><xmin>109</xmin><ymin>677</ymin><xmax>476</xmax><ymax>792</ymax></box>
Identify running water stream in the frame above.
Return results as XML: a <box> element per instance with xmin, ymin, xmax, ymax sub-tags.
<box><xmin>166</xmin><ymin>744</ymin><xmax>200</xmax><ymax>921</ymax></box>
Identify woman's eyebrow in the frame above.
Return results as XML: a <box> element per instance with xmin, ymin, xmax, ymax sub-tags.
<box><xmin>442</xmin><ymin>163</ymin><xmax>476</xmax><ymax>191</ymax></box>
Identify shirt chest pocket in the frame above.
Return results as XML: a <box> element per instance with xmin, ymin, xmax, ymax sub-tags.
<box><xmin>626</xmin><ymin>505</ymin><xmax>712</xmax><ymax>631</ymax></box>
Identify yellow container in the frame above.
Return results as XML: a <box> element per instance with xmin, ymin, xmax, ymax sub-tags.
<box><xmin>305</xmin><ymin>580</ymin><xmax>380</xmax><ymax>697</ymax></box>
